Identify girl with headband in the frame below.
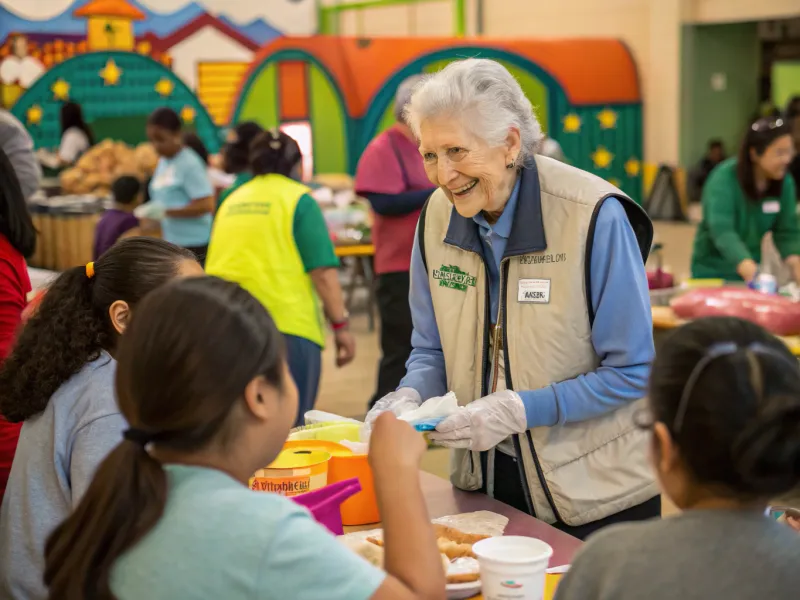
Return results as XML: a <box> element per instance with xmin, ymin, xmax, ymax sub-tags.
<box><xmin>556</xmin><ymin>316</ymin><xmax>800</xmax><ymax>600</ymax></box>
<box><xmin>0</xmin><ymin>238</ymin><xmax>202</xmax><ymax>600</ymax></box>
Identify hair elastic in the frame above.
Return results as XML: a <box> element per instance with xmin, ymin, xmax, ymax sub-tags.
<box><xmin>85</xmin><ymin>262</ymin><xmax>95</xmax><ymax>279</ymax></box>
<box><xmin>123</xmin><ymin>428</ymin><xmax>154</xmax><ymax>447</ymax></box>
<box><xmin>673</xmin><ymin>341</ymin><xmax>800</xmax><ymax>435</ymax></box>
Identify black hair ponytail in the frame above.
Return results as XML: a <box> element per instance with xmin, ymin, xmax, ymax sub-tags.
<box><xmin>650</xmin><ymin>316</ymin><xmax>800</xmax><ymax>499</ymax></box>
<box><xmin>249</xmin><ymin>129</ymin><xmax>302</xmax><ymax>178</ymax></box>
<box><xmin>0</xmin><ymin>146</ymin><xmax>36</xmax><ymax>258</ymax></box>
<box><xmin>44</xmin><ymin>277</ymin><xmax>286</xmax><ymax>600</ymax></box>
<box><xmin>0</xmin><ymin>238</ymin><xmax>195</xmax><ymax>422</ymax></box>
<box><xmin>733</xmin><ymin>398</ymin><xmax>800</xmax><ymax>497</ymax></box>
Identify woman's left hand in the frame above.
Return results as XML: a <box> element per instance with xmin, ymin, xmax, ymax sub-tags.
<box><xmin>428</xmin><ymin>390</ymin><xmax>527</xmax><ymax>451</ymax></box>
<box><xmin>334</xmin><ymin>329</ymin><xmax>356</xmax><ymax>367</ymax></box>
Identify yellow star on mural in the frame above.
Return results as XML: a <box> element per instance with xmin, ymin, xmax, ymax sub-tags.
<box><xmin>154</xmin><ymin>78</ymin><xmax>174</xmax><ymax>97</ymax></box>
<box><xmin>99</xmin><ymin>59</ymin><xmax>122</xmax><ymax>86</ymax></box>
<box><xmin>26</xmin><ymin>105</ymin><xmax>43</xmax><ymax>126</ymax></box>
<box><xmin>608</xmin><ymin>178</ymin><xmax>621</xmax><ymax>188</ymax></box>
<box><xmin>180</xmin><ymin>106</ymin><xmax>195</xmax><ymax>124</ymax></box>
<box><xmin>51</xmin><ymin>79</ymin><xmax>70</xmax><ymax>101</ymax></box>
<box><xmin>562</xmin><ymin>113</ymin><xmax>581</xmax><ymax>133</ymax></box>
<box><xmin>591</xmin><ymin>146</ymin><xmax>614</xmax><ymax>169</ymax></box>
<box><xmin>624</xmin><ymin>157</ymin><xmax>641</xmax><ymax>178</ymax></box>
<box><xmin>597</xmin><ymin>108</ymin><xmax>618</xmax><ymax>129</ymax></box>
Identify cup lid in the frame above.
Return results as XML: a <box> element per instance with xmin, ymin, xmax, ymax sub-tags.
<box><xmin>472</xmin><ymin>536</ymin><xmax>554</xmax><ymax>564</ymax></box>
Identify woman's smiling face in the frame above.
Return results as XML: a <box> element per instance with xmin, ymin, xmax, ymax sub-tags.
<box><xmin>418</xmin><ymin>115</ymin><xmax>520</xmax><ymax>218</ymax></box>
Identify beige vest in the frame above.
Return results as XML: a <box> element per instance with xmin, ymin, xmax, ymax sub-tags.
<box><xmin>421</xmin><ymin>156</ymin><xmax>659</xmax><ymax>526</ymax></box>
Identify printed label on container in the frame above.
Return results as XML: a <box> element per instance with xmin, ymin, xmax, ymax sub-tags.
<box><xmin>249</xmin><ymin>471</ymin><xmax>327</xmax><ymax>496</ymax></box>
<box><xmin>518</xmin><ymin>279</ymin><xmax>550</xmax><ymax>304</ymax></box>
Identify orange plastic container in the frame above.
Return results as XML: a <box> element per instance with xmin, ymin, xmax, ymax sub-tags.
<box><xmin>283</xmin><ymin>440</ymin><xmax>380</xmax><ymax>526</ymax></box>
<box><xmin>329</xmin><ymin>452</ymin><xmax>380</xmax><ymax>526</ymax></box>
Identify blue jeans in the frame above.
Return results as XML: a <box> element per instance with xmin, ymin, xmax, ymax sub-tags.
<box><xmin>284</xmin><ymin>334</ymin><xmax>322</xmax><ymax>426</ymax></box>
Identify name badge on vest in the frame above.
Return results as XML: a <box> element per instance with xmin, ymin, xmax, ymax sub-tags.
<box><xmin>518</xmin><ymin>278</ymin><xmax>550</xmax><ymax>303</ymax></box>
<box><xmin>762</xmin><ymin>201</ymin><xmax>780</xmax><ymax>214</ymax></box>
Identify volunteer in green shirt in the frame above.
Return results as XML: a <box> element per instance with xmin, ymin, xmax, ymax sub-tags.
<box><xmin>206</xmin><ymin>130</ymin><xmax>355</xmax><ymax>425</ymax></box>
<box><xmin>216</xmin><ymin>121</ymin><xmax>263</xmax><ymax>210</ymax></box>
<box><xmin>692</xmin><ymin>116</ymin><xmax>800</xmax><ymax>282</ymax></box>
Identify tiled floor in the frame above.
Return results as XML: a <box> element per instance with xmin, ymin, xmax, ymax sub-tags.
<box><xmin>317</xmin><ymin>218</ymin><xmax>697</xmax><ymax>511</ymax></box>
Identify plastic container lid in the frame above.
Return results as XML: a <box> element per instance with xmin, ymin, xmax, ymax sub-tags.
<box><xmin>288</xmin><ymin>423</ymin><xmax>362</xmax><ymax>443</ymax></box>
<box><xmin>267</xmin><ymin>449</ymin><xmax>331</xmax><ymax>470</ymax></box>
<box><xmin>283</xmin><ymin>440</ymin><xmax>353</xmax><ymax>457</ymax></box>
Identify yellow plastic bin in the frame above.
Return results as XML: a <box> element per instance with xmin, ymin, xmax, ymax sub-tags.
<box><xmin>250</xmin><ymin>449</ymin><xmax>331</xmax><ymax>497</ymax></box>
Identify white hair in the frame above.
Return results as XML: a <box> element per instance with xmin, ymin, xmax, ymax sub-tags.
<box><xmin>404</xmin><ymin>58</ymin><xmax>543</xmax><ymax>165</ymax></box>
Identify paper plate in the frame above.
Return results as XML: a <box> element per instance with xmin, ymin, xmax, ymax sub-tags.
<box><xmin>446</xmin><ymin>580</ymin><xmax>481</xmax><ymax>600</ymax></box>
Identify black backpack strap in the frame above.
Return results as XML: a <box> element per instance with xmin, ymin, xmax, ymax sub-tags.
<box><xmin>584</xmin><ymin>194</ymin><xmax>653</xmax><ymax>326</ymax></box>
<box><xmin>417</xmin><ymin>196</ymin><xmax>431</xmax><ymax>273</ymax></box>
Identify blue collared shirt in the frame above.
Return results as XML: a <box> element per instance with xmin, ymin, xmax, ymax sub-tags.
<box><xmin>399</xmin><ymin>189</ymin><xmax>654</xmax><ymax>429</ymax></box>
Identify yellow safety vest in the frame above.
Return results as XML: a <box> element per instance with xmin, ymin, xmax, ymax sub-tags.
<box><xmin>206</xmin><ymin>174</ymin><xmax>326</xmax><ymax>347</ymax></box>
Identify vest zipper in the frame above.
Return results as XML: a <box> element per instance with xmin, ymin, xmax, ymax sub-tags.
<box><xmin>500</xmin><ymin>258</ymin><xmax>564</xmax><ymax>523</ymax></box>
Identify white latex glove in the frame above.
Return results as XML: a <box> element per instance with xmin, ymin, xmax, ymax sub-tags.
<box><xmin>133</xmin><ymin>201</ymin><xmax>167</xmax><ymax>221</ymax></box>
<box><xmin>427</xmin><ymin>390</ymin><xmax>527</xmax><ymax>451</ymax></box>
<box><xmin>365</xmin><ymin>387</ymin><xmax>422</xmax><ymax>426</ymax></box>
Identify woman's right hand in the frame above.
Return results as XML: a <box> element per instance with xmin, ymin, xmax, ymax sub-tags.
<box><xmin>369</xmin><ymin>413</ymin><xmax>427</xmax><ymax>472</ymax></box>
<box><xmin>365</xmin><ymin>388</ymin><xmax>422</xmax><ymax>426</ymax></box>
<box><xmin>737</xmin><ymin>258</ymin><xmax>759</xmax><ymax>283</ymax></box>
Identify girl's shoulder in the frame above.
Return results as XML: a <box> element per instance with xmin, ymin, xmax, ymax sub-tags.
<box><xmin>50</xmin><ymin>353</ymin><xmax>118</xmax><ymax>421</ymax></box>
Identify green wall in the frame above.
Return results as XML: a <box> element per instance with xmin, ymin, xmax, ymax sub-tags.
<box><xmin>772</xmin><ymin>61</ymin><xmax>800</xmax><ymax>109</ymax></box>
<box><xmin>680</xmin><ymin>22</ymin><xmax>759</xmax><ymax>168</ymax></box>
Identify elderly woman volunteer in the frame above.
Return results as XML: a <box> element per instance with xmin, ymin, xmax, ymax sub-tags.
<box><xmin>366</xmin><ymin>59</ymin><xmax>659</xmax><ymax>540</ymax></box>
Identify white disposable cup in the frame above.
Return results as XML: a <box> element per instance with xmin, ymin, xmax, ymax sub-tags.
<box><xmin>473</xmin><ymin>536</ymin><xmax>554</xmax><ymax>600</ymax></box>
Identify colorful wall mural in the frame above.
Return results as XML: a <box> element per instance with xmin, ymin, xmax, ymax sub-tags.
<box><xmin>231</xmin><ymin>37</ymin><xmax>645</xmax><ymax>201</ymax></box>
<box><xmin>0</xmin><ymin>1</ymin><xmax>644</xmax><ymax>200</ymax></box>
<box><xmin>0</xmin><ymin>0</ymin><xmax>311</xmax><ymax>130</ymax></box>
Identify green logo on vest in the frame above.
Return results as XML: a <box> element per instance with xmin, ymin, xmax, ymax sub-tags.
<box><xmin>432</xmin><ymin>265</ymin><xmax>477</xmax><ymax>292</ymax></box>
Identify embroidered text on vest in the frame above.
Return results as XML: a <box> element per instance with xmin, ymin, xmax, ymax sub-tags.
<box><xmin>519</xmin><ymin>253</ymin><xmax>567</xmax><ymax>265</ymax></box>
<box><xmin>432</xmin><ymin>265</ymin><xmax>477</xmax><ymax>292</ymax></box>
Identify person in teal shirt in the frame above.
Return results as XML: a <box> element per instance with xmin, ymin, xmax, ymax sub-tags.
<box><xmin>691</xmin><ymin>116</ymin><xmax>800</xmax><ymax>282</ymax></box>
<box><xmin>42</xmin><ymin>277</ymin><xmax>447</xmax><ymax>600</ymax></box>
<box><xmin>216</xmin><ymin>121</ymin><xmax>263</xmax><ymax>210</ymax></box>
<box><xmin>146</xmin><ymin>107</ymin><xmax>215</xmax><ymax>264</ymax></box>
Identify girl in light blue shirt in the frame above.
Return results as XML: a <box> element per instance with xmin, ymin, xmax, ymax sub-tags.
<box><xmin>146</xmin><ymin>107</ymin><xmax>215</xmax><ymax>265</ymax></box>
<box><xmin>43</xmin><ymin>277</ymin><xmax>446</xmax><ymax>600</ymax></box>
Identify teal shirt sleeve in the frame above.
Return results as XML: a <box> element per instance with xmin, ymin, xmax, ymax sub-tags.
<box><xmin>179</xmin><ymin>152</ymin><xmax>214</xmax><ymax>201</ymax></box>
<box><xmin>702</xmin><ymin>168</ymin><xmax>753</xmax><ymax>266</ymax></box>
<box><xmin>293</xmin><ymin>193</ymin><xmax>340</xmax><ymax>272</ymax></box>
<box><xmin>771</xmin><ymin>176</ymin><xmax>800</xmax><ymax>259</ymax></box>
<box><xmin>256</xmin><ymin>509</ymin><xmax>385</xmax><ymax>600</ymax></box>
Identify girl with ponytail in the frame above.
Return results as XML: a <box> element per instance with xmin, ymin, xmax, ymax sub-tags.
<box><xmin>0</xmin><ymin>238</ymin><xmax>200</xmax><ymax>600</ymax></box>
<box><xmin>44</xmin><ymin>277</ymin><xmax>445</xmax><ymax>600</ymax></box>
<box><xmin>555</xmin><ymin>316</ymin><xmax>800</xmax><ymax>600</ymax></box>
